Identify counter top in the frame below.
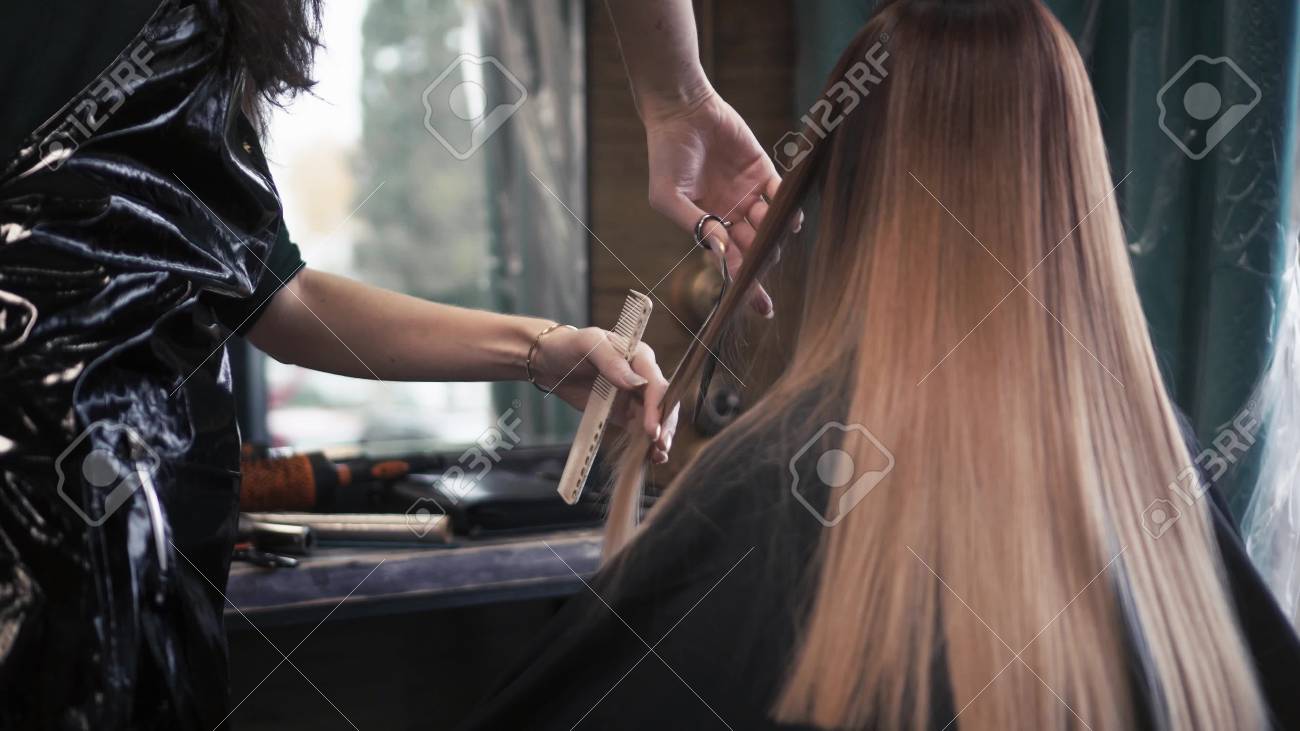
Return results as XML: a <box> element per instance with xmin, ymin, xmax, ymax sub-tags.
<box><xmin>224</xmin><ymin>529</ymin><xmax>603</xmax><ymax>628</ymax></box>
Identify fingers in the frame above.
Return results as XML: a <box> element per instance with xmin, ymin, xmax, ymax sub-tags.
<box><xmin>613</xmin><ymin>398</ymin><xmax>664</xmax><ymax>463</ymax></box>
<box><xmin>559</xmin><ymin>331</ymin><xmax>679</xmax><ymax>464</ymax></box>
<box><xmin>763</xmin><ymin>176</ymin><xmax>782</xmax><ymax>206</ymax></box>
<box><xmin>745</xmin><ymin>175</ymin><xmax>806</xmax><ymax>238</ymax></box>
<box><xmin>746</xmin><ymin>197</ymin><xmax>771</xmax><ymax>231</ymax></box>
<box><xmin>629</xmin><ymin>343</ymin><xmax>669</xmax><ymax>440</ymax></box>
<box><xmin>728</xmin><ymin>218</ymin><xmax>758</xmax><ymax>252</ymax></box>
<box><xmin>662</xmin><ymin>190</ymin><xmax>774</xmax><ymax>317</ymax></box>
<box><xmin>661</xmin><ymin>191</ymin><xmax>759</xmax><ymax>269</ymax></box>
<box><xmin>594</xmin><ymin>335</ymin><xmax>670</xmax><ymax>450</ymax></box>
<box><xmin>659</xmin><ymin>402</ymin><xmax>680</xmax><ymax>461</ymax></box>
<box><xmin>602</xmin><ymin>342</ymin><xmax>671</xmax><ymax>464</ymax></box>
<box><xmin>762</xmin><ymin>175</ymin><xmax>803</xmax><ymax>233</ymax></box>
<box><xmin>660</xmin><ymin>192</ymin><xmax>733</xmax><ymax>249</ymax></box>
<box><xmin>585</xmin><ymin>328</ymin><xmax>649</xmax><ymax>391</ymax></box>
<box><xmin>645</xmin><ymin>402</ymin><xmax>680</xmax><ymax>465</ymax></box>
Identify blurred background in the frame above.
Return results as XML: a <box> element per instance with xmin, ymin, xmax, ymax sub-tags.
<box><xmin>253</xmin><ymin>0</ymin><xmax>586</xmax><ymax>453</ymax></box>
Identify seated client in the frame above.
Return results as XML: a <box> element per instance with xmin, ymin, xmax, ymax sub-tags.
<box><xmin>459</xmin><ymin>1</ymin><xmax>1300</xmax><ymax>728</ymax></box>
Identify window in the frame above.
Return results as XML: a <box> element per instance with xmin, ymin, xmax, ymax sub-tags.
<box><xmin>261</xmin><ymin>0</ymin><xmax>586</xmax><ymax>454</ymax></box>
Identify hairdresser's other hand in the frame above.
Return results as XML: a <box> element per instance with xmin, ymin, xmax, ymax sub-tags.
<box><xmin>531</xmin><ymin>326</ymin><xmax>676</xmax><ymax>463</ymax></box>
<box><xmin>644</xmin><ymin>87</ymin><xmax>781</xmax><ymax>317</ymax></box>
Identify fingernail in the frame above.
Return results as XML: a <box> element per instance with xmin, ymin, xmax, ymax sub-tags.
<box><xmin>626</xmin><ymin>373</ymin><xmax>648</xmax><ymax>387</ymax></box>
<box><xmin>664</xmin><ymin>432</ymin><xmax>674</xmax><ymax>451</ymax></box>
<box><xmin>653</xmin><ymin>424</ymin><xmax>662</xmax><ymax>441</ymax></box>
<box><xmin>654</xmin><ymin>451</ymin><xmax>669</xmax><ymax>464</ymax></box>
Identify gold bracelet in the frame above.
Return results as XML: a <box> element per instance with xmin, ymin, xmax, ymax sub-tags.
<box><xmin>525</xmin><ymin>323</ymin><xmax>577</xmax><ymax>394</ymax></box>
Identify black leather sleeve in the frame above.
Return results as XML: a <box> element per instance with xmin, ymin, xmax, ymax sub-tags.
<box><xmin>204</xmin><ymin>219</ymin><xmax>305</xmax><ymax>334</ymax></box>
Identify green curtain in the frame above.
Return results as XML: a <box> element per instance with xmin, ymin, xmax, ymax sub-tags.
<box><xmin>796</xmin><ymin>0</ymin><xmax>1300</xmax><ymax>520</ymax></box>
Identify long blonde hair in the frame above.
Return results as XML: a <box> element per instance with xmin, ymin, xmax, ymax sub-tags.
<box><xmin>602</xmin><ymin>1</ymin><xmax>1267</xmax><ymax>728</ymax></box>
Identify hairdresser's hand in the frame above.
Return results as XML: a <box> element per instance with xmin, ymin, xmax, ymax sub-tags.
<box><xmin>530</xmin><ymin>326</ymin><xmax>679</xmax><ymax>464</ymax></box>
<box><xmin>644</xmin><ymin>88</ymin><xmax>782</xmax><ymax>317</ymax></box>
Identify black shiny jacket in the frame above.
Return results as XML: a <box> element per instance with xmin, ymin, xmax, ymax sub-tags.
<box><xmin>0</xmin><ymin>1</ymin><xmax>280</xmax><ymax>727</ymax></box>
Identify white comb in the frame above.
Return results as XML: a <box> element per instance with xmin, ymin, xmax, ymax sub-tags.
<box><xmin>557</xmin><ymin>290</ymin><xmax>654</xmax><ymax>505</ymax></box>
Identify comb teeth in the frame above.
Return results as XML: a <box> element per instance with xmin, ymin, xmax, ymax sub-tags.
<box><xmin>610</xmin><ymin>291</ymin><xmax>653</xmax><ymax>357</ymax></box>
<box><xmin>592</xmin><ymin>375</ymin><xmax>614</xmax><ymax>400</ymax></box>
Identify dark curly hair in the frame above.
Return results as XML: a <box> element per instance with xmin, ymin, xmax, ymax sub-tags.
<box><xmin>223</xmin><ymin>0</ymin><xmax>324</xmax><ymax>123</ymax></box>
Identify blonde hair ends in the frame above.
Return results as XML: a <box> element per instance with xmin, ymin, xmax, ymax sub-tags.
<box><xmin>603</xmin><ymin>1</ymin><xmax>1267</xmax><ymax>729</ymax></box>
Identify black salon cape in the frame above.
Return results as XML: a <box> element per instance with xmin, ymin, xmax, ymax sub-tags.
<box><xmin>0</xmin><ymin>1</ymin><xmax>304</xmax><ymax>334</ymax></box>
<box><xmin>456</xmin><ymin>452</ymin><xmax>1300</xmax><ymax>730</ymax></box>
<box><xmin>0</xmin><ymin>1</ymin><xmax>298</xmax><ymax>728</ymax></box>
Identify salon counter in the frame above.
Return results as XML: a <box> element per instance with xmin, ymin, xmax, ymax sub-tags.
<box><xmin>224</xmin><ymin>529</ymin><xmax>602</xmax><ymax>629</ymax></box>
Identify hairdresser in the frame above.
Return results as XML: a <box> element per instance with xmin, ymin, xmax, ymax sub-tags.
<box><xmin>0</xmin><ymin>1</ymin><xmax>771</xmax><ymax>728</ymax></box>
